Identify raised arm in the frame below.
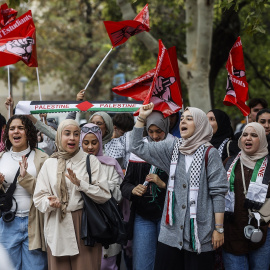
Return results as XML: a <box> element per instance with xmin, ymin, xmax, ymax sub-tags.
<box><xmin>130</xmin><ymin>103</ymin><xmax>174</xmax><ymax>174</ymax></box>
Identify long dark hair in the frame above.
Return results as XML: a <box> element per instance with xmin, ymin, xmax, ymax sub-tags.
<box><xmin>0</xmin><ymin>113</ymin><xmax>6</xmax><ymax>142</ymax></box>
<box><xmin>3</xmin><ymin>115</ymin><xmax>37</xmax><ymax>150</ymax></box>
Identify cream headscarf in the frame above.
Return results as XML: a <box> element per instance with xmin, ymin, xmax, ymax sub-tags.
<box><xmin>179</xmin><ymin>107</ymin><xmax>213</xmax><ymax>155</ymax></box>
<box><xmin>50</xmin><ymin>119</ymin><xmax>80</xmax><ymax>221</ymax></box>
<box><xmin>238</xmin><ymin>122</ymin><xmax>268</xmax><ymax>169</ymax></box>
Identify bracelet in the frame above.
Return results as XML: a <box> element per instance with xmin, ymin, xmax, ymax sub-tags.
<box><xmin>137</xmin><ymin>118</ymin><xmax>145</xmax><ymax>123</ymax></box>
<box><xmin>215</xmin><ymin>224</ymin><xmax>223</xmax><ymax>227</ymax></box>
<box><xmin>137</xmin><ymin>115</ymin><xmax>146</xmax><ymax>122</ymax></box>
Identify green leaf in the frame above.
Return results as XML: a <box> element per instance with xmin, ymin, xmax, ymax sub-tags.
<box><xmin>254</xmin><ymin>26</ymin><xmax>266</xmax><ymax>33</ymax></box>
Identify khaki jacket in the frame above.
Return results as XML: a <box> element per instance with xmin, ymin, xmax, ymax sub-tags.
<box><xmin>0</xmin><ymin>149</ymin><xmax>48</xmax><ymax>251</ymax></box>
<box><xmin>33</xmin><ymin>149</ymin><xmax>111</xmax><ymax>256</ymax></box>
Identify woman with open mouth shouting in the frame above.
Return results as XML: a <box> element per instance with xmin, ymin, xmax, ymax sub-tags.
<box><xmin>0</xmin><ymin>115</ymin><xmax>48</xmax><ymax>270</ymax></box>
<box><xmin>130</xmin><ymin>103</ymin><xmax>228</xmax><ymax>270</ymax></box>
<box><xmin>33</xmin><ymin>119</ymin><xmax>111</xmax><ymax>270</ymax></box>
<box><xmin>223</xmin><ymin>122</ymin><xmax>270</xmax><ymax>270</ymax></box>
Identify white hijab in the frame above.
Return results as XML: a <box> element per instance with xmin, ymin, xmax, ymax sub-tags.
<box><xmin>179</xmin><ymin>107</ymin><xmax>213</xmax><ymax>155</ymax></box>
<box><xmin>238</xmin><ymin>122</ymin><xmax>268</xmax><ymax>169</ymax></box>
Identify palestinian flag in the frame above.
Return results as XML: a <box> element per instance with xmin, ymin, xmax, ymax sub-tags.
<box><xmin>15</xmin><ymin>100</ymin><xmax>143</xmax><ymax>115</ymax></box>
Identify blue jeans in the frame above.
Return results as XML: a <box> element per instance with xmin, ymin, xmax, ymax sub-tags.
<box><xmin>0</xmin><ymin>216</ymin><xmax>47</xmax><ymax>270</ymax></box>
<box><xmin>223</xmin><ymin>228</ymin><xmax>270</xmax><ymax>270</ymax></box>
<box><xmin>133</xmin><ymin>214</ymin><xmax>161</xmax><ymax>270</ymax></box>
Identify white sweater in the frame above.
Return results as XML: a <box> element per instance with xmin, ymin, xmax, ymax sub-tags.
<box><xmin>0</xmin><ymin>147</ymin><xmax>36</xmax><ymax>216</ymax></box>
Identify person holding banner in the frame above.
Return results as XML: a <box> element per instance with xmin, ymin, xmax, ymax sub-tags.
<box><xmin>121</xmin><ymin>111</ymin><xmax>172</xmax><ymax>270</ymax></box>
<box><xmin>223</xmin><ymin>122</ymin><xmax>270</xmax><ymax>270</ymax></box>
<box><xmin>0</xmin><ymin>115</ymin><xmax>48</xmax><ymax>270</ymax></box>
<box><xmin>33</xmin><ymin>119</ymin><xmax>111</xmax><ymax>270</ymax></box>
<box><xmin>130</xmin><ymin>103</ymin><xmax>228</xmax><ymax>270</ymax></box>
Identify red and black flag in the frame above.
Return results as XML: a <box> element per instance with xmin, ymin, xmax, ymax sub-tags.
<box><xmin>223</xmin><ymin>36</ymin><xmax>250</xmax><ymax>116</ymax></box>
<box><xmin>0</xmin><ymin>3</ymin><xmax>17</xmax><ymax>29</ymax></box>
<box><xmin>113</xmin><ymin>40</ymin><xmax>182</xmax><ymax>118</ymax></box>
<box><xmin>104</xmin><ymin>4</ymin><xmax>150</xmax><ymax>48</ymax></box>
<box><xmin>112</xmin><ymin>68</ymin><xmax>155</xmax><ymax>101</ymax></box>
<box><xmin>0</xmin><ymin>10</ymin><xmax>38</xmax><ymax>67</ymax></box>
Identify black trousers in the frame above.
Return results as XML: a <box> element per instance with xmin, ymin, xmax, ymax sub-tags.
<box><xmin>154</xmin><ymin>242</ymin><xmax>214</xmax><ymax>270</ymax></box>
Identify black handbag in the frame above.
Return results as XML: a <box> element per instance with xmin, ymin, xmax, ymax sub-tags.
<box><xmin>80</xmin><ymin>154</ymin><xmax>127</xmax><ymax>248</ymax></box>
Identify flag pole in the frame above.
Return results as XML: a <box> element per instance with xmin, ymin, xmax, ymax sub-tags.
<box><xmin>36</xmin><ymin>67</ymin><xmax>42</xmax><ymax>101</ymax></box>
<box><xmin>7</xmin><ymin>65</ymin><xmax>11</xmax><ymax>119</ymax></box>
<box><xmin>84</xmin><ymin>47</ymin><xmax>113</xmax><ymax>90</ymax></box>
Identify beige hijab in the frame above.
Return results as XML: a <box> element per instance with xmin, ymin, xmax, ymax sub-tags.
<box><xmin>179</xmin><ymin>107</ymin><xmax>213</xmax><ymax>155</ymax></box>
<box><xmin>50</xmin><ymin>119</ymin><xmax>80</xmax><ymax>221</ymax></box>
<box><xmin>238</xmin><ymin>122</ymin><xmax>268</xmax><ymax>169</ymax></box>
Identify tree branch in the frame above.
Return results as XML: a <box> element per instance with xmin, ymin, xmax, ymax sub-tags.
<box><xmin>244</xmin><ymin>52</ymin><xmax>270</xmax><ymax>88</ymax></box>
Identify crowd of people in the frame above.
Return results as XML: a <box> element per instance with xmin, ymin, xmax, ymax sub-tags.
<box><xmin>0</xmin><ymin>93</ymin><xmax>270</xmax><ymax>270</ymax></box>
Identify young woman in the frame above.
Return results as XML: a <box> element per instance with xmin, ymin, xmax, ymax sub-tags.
<box><xmin>89</xmin><ymin>112</ymin><xmax>113</xmax><ymax>147</ymax></box>
<box><xmin>80</xmin><ymin>123</ymin><xmax>123</xmax><ymax>270</ymax></box>
<box><xmin>130</xmin><ymin>103</ymin><xmax>228</xmax><ymax>270</ymax></box>
<box><xmin>223</xmin><ymin>122</ymin><xmax>270</xmax><ymax>270</ymax></box>
<box><xmin>0</xmin><ymin>115</ymin><xmax>48</xmax><ymax>270</ymax></box>
<box><xmin>121</xmin><ymin>111</ymin><xmax>173</xmax><ymax>270</ymax></box>
<box><xmin>33</xmin><ymin>119</ymin><xmax>111</xmax><ymax>270</ymax></box>
<box><xmin>207</xmin><ymin>109</ymin><xmax>237</xmax><ymax>161</ymax></box>
<box><xmin>256</xmin><ymin>109</ymin><xmax>270</xmax><ymax>135</ymax></box>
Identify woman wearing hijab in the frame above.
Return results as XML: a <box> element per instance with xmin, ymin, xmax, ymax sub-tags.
<box><xmin>130</xmin><ymin>103</ymin><xmax>228</xmax><ymax>270</ymax></box>
<box><xmin>223</xmin><ymin>122</ymin><xmax>270</xmax><ymax>270</ymax></box>
<box><xmin>80</xmin><ymin>123</ymin><xmax>123</xmax><ymax>270</ymax></box>
<box><xmin>89</xmin><ymin>112</ymin><xmax>113</xmax><ymax>147</ymax></box>
<box><xmin>121</xmin><ymin>111</ymin><xmax>173</xmax><ymax>270</ymax></box>
<box><xmin>207</xmin><ymin>109</ymin><xmax>237</xmax><ymax>161</ymax></box>
<box><xmin>33</xmin><ymin>119</ymin><xmax>111</xmax><ymax>270</ymax></box>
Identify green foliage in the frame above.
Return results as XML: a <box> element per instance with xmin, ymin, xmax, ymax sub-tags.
<box><xmin>219</xmin><ymin>0</ymin><xmax>270</xmax><ymax>35</ymax></box>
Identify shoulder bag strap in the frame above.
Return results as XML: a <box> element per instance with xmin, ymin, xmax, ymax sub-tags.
<box><xmin>226</xmin><ymin>140</ymin><xmax>231</xmax><ymax>158</ymax></box>
<box><xmin>86</xmin><ymin>154</ymin><xmax>92</xmax><ymax>184</ymax></box>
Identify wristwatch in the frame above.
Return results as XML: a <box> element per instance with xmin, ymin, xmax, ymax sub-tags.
<box><xmin>215</xmin><ymin>227</ymin><xmax>224</xmax><ymax>234</ymax></box>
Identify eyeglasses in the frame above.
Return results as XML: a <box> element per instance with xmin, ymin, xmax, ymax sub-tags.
<box><xmin>81</xmin><ymin>126</ymin><xmax>101</xmax><ymax>134</ymax></box>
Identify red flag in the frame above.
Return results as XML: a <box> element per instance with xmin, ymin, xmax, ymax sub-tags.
<box><xmin>112</xmin><ymin>68</ymin><xmax>155</xmax><ymax>100</ymax></box>
<box><xmin>223</xmin><ymin>37</ymin><xmax>249</xmax><ymax>116</ymax></box>
<box><xmin>112</xmin><ymin>41</ymin><xmax>182</xmax><ymax>117</ymax></box>
<box><xmin>0</xmin><ymin>10</ymin><xmax>38</xmax><ymax>67</ymax></box>
<box><xmin>104</xmin><ymin>4</ymin><xmax>150</xmax><ymax>48</ymax></box>
<box><xmin>0</xmin><ymin>3</ymin><xmax>17</xmax><ymax>28</ymax></box>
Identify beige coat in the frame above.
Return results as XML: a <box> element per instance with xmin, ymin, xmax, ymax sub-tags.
<box><xmin>0</xmin><ymin>149</ymin><xmax>48</xmax><ymax>251</ymax></box>
<box><xmin>33</xmin><ymin>149</ymin><xmax>111</xmax><ymax>256</ymax></box>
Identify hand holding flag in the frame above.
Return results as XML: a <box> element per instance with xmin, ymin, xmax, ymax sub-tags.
<box><xmin>113</xmin><ymin>40</ymin><xmax>182</xmax><ymax>117</ymax></box>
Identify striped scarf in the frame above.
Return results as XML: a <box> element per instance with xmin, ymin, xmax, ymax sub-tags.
<box><xmin>167</xmin><ymin>138</ymin><xmax>206</xmax><ymax>253</ymax></box>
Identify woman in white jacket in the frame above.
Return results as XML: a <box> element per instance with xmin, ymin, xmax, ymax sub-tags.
<box><xmin>33</xmin><ymin>119</ymin><xmax>111</xmax><ymax>270</ymax></box>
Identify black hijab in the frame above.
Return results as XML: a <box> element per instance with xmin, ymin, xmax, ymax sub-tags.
<box><xmin>209</xmin><ymin>109</ymin><xmax>234</xmax><ymax>149</ymax></box>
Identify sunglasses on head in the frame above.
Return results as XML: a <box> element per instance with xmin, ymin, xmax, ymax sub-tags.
<box><xmin>81</xmin><ymin>126</ymin><xmax>101</xmax><ymax>134</ymax></box>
